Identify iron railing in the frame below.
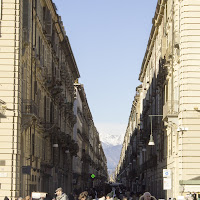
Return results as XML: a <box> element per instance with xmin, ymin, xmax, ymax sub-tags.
<box><xmin>22</xmin><ymin>99</ymin><xmax>38</xmax><ymax>117</ymax></box>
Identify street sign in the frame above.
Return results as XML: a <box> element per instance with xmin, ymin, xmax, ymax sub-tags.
<box><xmin>163</xmin><ymin>178</ymin><xmax>171</xmax><ymax>190</ymax></box>
<box><xmin>22</xmin><ymin>166</ymin><xmax>31</xmax><ymax>175</ymax></box>
<box><xmin>32</xmin><ymin>192</ymin><xmax>47</xmax><ymax>199</ymax></box>
<box><xmin>163</xmin><ymin>169</ymin><xmax>171</xmax><ymax>177</ymax></box>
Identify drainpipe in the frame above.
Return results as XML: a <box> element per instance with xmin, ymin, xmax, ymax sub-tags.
<box><xmin>171</xmin><ymin>0</ymin><xmax>174</xmax><ymax>111</ymax></box>
<box><xmin>11</xmin><ymin>0</ymin><xmax>18</xmax><ymax>198</ymax></box>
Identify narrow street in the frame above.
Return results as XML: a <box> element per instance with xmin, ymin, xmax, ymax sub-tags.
<box><xmin>1</xmin><ymin>0</ymin><xmax>200</xmax><ymax>200</ymax></box>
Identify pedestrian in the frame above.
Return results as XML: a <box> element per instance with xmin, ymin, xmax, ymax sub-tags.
<box><xmin>78</xmin><ymin>191</ymin><xmax>88</xmax><ymax>200</ymax></box>
<box><xmin>17</xmin><ymin>197</ymin><xmax>23</xmax><ymax>200</ymax></box>
<box><xmin>68</xmin><ymin>192</ymin><xmax>75</xmax><ymax>200</ymax></box>
<box><xmin>125</xmin><ymin>191</ymin><xmax>130</xmax><ymax>199</ymax></box>
<box><xmin>4</xmin><ymin>196</ymin><xmax>9</xmax><ymax>200</ymax></box>
<box><xmin>25</xmin><ymin>196</ymin><xmax>30</xmax><ymax>200</ymax></box>
<box><xmin>98</xmin><ymin>192</ymin><xmax>105</xmax><ymax>200</ymax></box>
<box><xmin>129</xmin><ymin>192</ymin><xmax>136</xmax><ymax>200</ymax></box>
<box><xmin>55</xmin><ymin>187</ymin><xmax>69</xmax><ymax>200</ymax></box>
<box><xmin>139</xmin><ymin>192</ymin><xmax>156</xmax><ymax>200</ymax></box>
<box><xmin>73</xmin><ymin>194</ymin><xmax>78</xmax><ymax>200</ymax></box>
<box><xmin>45</xmin><ymin>193</ymin><xmax>53</xmax><ymax>200</ymax></box>
<box><xmin>122</xmin><ymin>195</ymin><xmax>128</xmax><ymax>200</ymax></box>
<box><xmin>106</xmin><ymin>193</ymin><xmax>113</xmax><ymax>200</ymax></box>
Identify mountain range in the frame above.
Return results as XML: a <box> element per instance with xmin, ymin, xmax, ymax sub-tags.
<box><xmin>99</xmin><ymin>133</ymin><xmax>124</xmax><ymax>175</ymax></box>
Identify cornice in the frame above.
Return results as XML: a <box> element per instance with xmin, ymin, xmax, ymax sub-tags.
<box><xmin>45</xmin><ymin>0</ymin><xmax>80</xmax><ymax>79</ymax></box>
<box><xmin>139</xmin><ymin>0</ymin><xmax>167</xmax><ymax>82</ymax></box>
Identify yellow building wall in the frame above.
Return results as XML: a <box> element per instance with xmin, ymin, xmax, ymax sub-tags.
<box><xmin>0</xmin><ymin>0</ymin><xmax>21</xmax><ymax>199</ymax></box>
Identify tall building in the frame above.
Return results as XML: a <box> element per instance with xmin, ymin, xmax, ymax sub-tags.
<box><xmin>0</xmin><ymin>1</ymin><xmax>108</xmax><ymax>199</ymax></box>
<box><xmin>73</xmin><ymin>83</ymin><xmax>108</xmax><ymax>191</ymax></box>
<box><xmin>0</xmin><ymin>0</ymin><xmax>80</xmax><ymax>198</ymax></box>
<box><xmin>116</xmin><ymin>0</ymin><xmax>200</xmax><ymax>199</ymax></box>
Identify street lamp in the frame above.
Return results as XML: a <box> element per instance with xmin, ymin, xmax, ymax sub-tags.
<box><xmin>148</xmin><ymin>115</ymin><xmax>163</xmax><ymax>146</ymax></box>
<box><xmin>148</xmin><ymin>115</ymin><xmax>155</xmax><ymax>145</ymax></box>
<box><xmin>148</xmin><ymin>134</ymin><xmax>155</xmax><ymax>145</ymax></box>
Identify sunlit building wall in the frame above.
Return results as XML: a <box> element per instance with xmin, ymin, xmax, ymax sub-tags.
<box><xmin>0</xmin><ymin>0</ymin><xmax>80</xmax><ymax>198</ymax></box>
<box><xmin>116</xmin><ymin>0</ymin><xmax>200</xmax><ymax>199</ymax></box>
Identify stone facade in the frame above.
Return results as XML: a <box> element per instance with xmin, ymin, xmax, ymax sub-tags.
<box><xmin>116</xmin><ymin>0</ymin><xmax>200</xmax><ymax>199</ymax></box>
<box><xmin>0</xmin><ymin>0</ymin><xmax>22</xmax><ymax>198</ymax></box>
<box><xmin>0</xmin><ymin>0</ymin><xmax>107</xmax><ymax>199</ymax></box>
<box><xmin>73</xmin><ymin>83</ymin><xmax>107</xmax><ymax>191</ymax></box>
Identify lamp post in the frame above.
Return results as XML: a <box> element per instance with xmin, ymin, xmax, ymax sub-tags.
<box><xmin>148</xmin><ymin>115</ymin><xmax>163</xmax><ymax>146</ymax></box>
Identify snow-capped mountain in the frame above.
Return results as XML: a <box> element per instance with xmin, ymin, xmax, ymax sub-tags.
<box><xmin>99</xmin><ymin>133</ymin><xmax>124</xmax><ymax>147</ymax></box>
<box><xmin>99</xmin><ymin>133</ymin><xmax>124</xmax><ymax>175</ymax></box>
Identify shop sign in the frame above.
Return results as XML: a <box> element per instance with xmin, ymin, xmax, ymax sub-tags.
<box><xmin>163</xmin><ymin>178</ymin><xmax>171</xmax><ymax>190</ymax></box>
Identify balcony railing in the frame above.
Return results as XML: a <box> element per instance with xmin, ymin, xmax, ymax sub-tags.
<box><xmin>22</xmin><ymin>100</ymin><xmax>38</xmax><ymax>117</ymax></box>
<box><xmin>163</xmin><ymin>100</ymin><xmax>179</xmax><ymax>119</ymax></box>
<box><xmin>0</xmin><ymin>100</ymin><xmax>6</xmax><ymax>118</ymax></box>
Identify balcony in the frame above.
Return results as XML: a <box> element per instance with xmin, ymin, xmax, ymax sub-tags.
<box><xmin>21</xmin><ymin>100</ymin><xmax>39</xmax><ymax>130</ymax></box>
<box><xmin>157</xmin><ymin>60</ymin><xmax>168</xmax><ymax>87</ymax></box>
<box><xmin>51</xmin><ymin>85</ymin><xmax>63</xmax><ymax>96</ymax></box>
<box><xmin>22</xmin><ymin>100</ymin><xmax>38</xmax><ymax>118</ymax></box>
<box><xmin>0</xmin><ymin>100</ymin><xmax>6</xmax><ymax>118</ymax></box>
<box><xmin>163</xmin><ymin>100</ymin><xmax>179</xmax><ymax>120</ymax></box>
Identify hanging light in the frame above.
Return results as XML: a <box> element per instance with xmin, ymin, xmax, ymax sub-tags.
<box><xmin>148</xmin><ymin>116</ymin><xmax>155</xmax><ymax>146</ymax></box>
<box><xmin>148</xmin><ymin>134</ymin><xmax>155</xmax><ymax>145</ymax></box>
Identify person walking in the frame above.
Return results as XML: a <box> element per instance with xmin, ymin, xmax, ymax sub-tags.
<box><xmin>25</xmin><ymin>196</ymin><xmax>30</xmax><ymax>200</ymax></box>
<box><xmin>78</xmin><ymin>191</ymin><xmax>88</xmax><ymax>200</ymax></box>
<box><xmin>55</xmin><ymin>187</ymin><xmax>69</xmax><ymax>200</ymax></box>
<box><xmin>68</xmin><ymin>193</ymin><xmax>75</xmax><ymax>200</ymax></box>
<box><xmin>106</xmin><ymin>193</ymin><xmax>113</xmax><ymax>200</ymax></box>
<box><xmin>139</xmin><ymin>192</ymin><xmax>156</xmax><ymax>200</ymax></box>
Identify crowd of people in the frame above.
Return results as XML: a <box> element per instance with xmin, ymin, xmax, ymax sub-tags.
<box><xmin>51</xmin><ymin>187</ymin><xmax>157</xmax><ymax>200</ymax></box>
<box><xmin>4</xmin><ymin>186</ymin><xmax>156</xmax><ymax>200</ymax></box>
<box><xmin>4</xmin><ymin>195</ymin><xmax>31</xmax><ymax>200</ymax></box>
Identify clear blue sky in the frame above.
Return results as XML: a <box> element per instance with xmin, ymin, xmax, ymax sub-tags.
<box><xmin>53</xmin><ymin>0</ymin><xmax>158</xmax><ymax>135</ymax></box>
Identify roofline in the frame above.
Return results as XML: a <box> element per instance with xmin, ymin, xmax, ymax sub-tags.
<box><xmin>138</xmin><ymin>0</ymin><xmax>167</xmax><ymax>82</ymax></box>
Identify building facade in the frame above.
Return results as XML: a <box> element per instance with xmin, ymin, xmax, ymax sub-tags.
<box><xmin>116</xmin><ymin>0</ymin><xmax>200</xmax><ymax>199</ymax></box>
<box><xmin>0</xmin><ymin>0</ymin><xmax>107</xmax><ymax>199</ymax></box>
<box><xmin>73</xmin><ymin>83</ymin><xmax>108</xmax><ymax>192</ymax></box>
<box><xmin>73</xmin><ymin>82</ymin><xmax>108</xmax><ymax>192</ymax></box>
